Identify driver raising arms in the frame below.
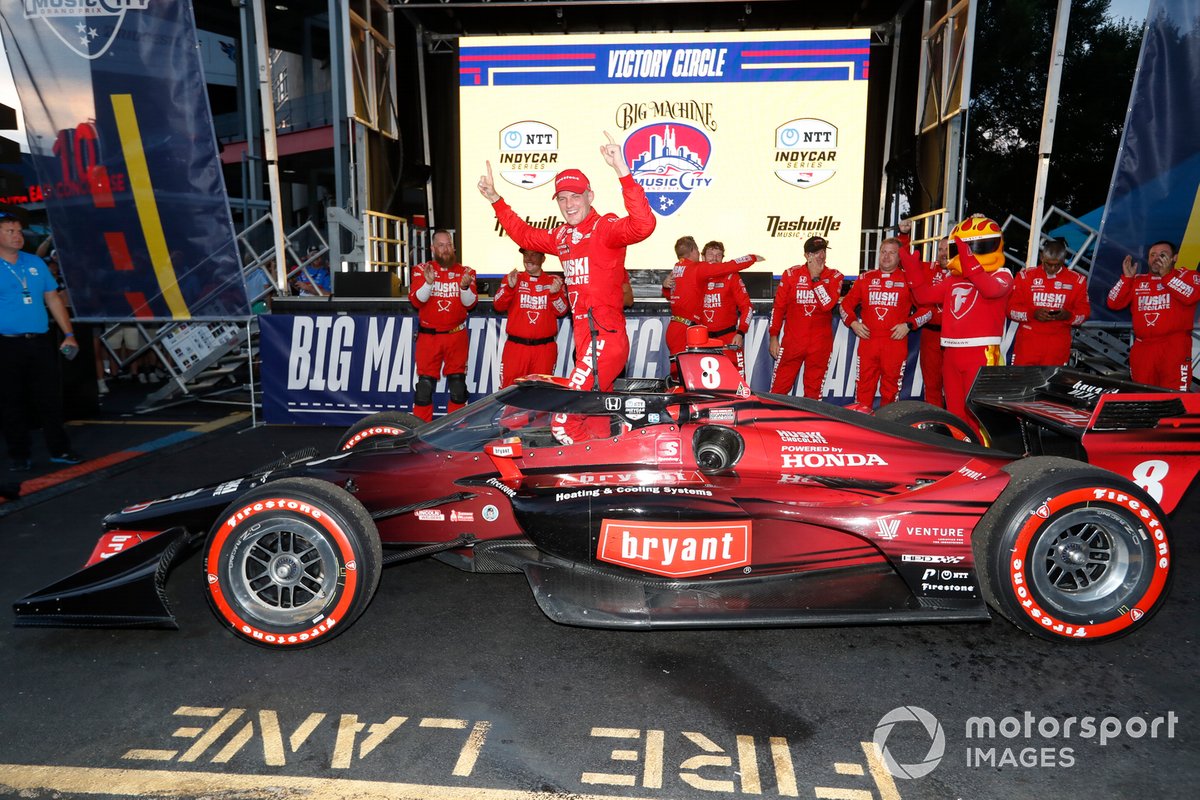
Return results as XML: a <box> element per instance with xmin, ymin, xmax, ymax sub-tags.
<box><xmin>478</xmin><ymin>132</ymin><xmax>656</xmax><ymax>443</ymax></box>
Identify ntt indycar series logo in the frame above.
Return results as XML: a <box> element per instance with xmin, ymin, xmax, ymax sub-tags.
<box><xmin>625</xmin><ymin>123</ymin><xmax>712</xmax><ymax>216</ymax></box>
<box><xmin>774</xmin><ymin>118</ymin><xmax>838</xmax><ymax>189</ymax></box>
<box><xmin>872</xmin><ymin>705</ymin><xmax>1179</xmax><ymax>779</ymax></box>
<box><xmin>497</xmin><ymin>121</ymin><xmax>559</xmax><ymax>190</ymax></box>
<box><xmin>23</xmin><ymin>0</ymin><xmax>148</xmax><ymax>59</ymax></box>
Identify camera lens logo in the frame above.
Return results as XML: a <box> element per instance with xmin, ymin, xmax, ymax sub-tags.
<box><xmin>872</xmin><ymin>706</ymin><xmax>945</xmax><ymax>779</ymax></box>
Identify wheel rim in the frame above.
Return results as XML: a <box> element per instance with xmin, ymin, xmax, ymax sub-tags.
<box><xmin>1028</xmin><ymin>507</ymin><xmax>1143</xmax><ymax>617</ymax></box>
<box><xmin>228</xmin><ymin>518</ymin><xmax>340</xmax><ymax>627</ymax></box>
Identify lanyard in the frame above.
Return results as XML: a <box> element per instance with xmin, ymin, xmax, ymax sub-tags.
<box><xmin>2</xmin><ymin>259</ymin><xmax>33</xmax><ymax>304</ymax></box>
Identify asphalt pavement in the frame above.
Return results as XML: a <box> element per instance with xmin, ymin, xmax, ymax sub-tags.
<box><xmin>0</xmin><ymin>399</ymin><xmax>1196</xmax><ymax>800</ymax></box>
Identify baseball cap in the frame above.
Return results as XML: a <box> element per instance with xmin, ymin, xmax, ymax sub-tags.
<box><xmin>518</xmin><ymin>246</ymin><xmax>542</xmax><ymax>256</ymax></box>
<box><xmin>803</xmin><ymin>236</ymin><xmax>830</xmax><ymax>254</ymax></box>
<box><xmin>552</xmin><ymin>169</ymin><xmax>591</xmax><ymax>197</ymax></box>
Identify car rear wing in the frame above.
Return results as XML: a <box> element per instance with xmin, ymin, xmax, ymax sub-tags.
<box><xmin>969</xmin><ymin>366</ymin><xmax>1200</xmax><ymax>513</ymax></box>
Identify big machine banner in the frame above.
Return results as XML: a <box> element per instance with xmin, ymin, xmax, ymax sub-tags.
<box><xmin>1090</xmin><ymin>0</ymin><xmax>1200</xmax><ymax>319</ymax></box>
<box><xmin>259</xmin><ymin>310</ymin><xmax>1021</xmax><ymax>425</ymax></box>
<box><xmin>458</xmin><ymin>31</ymin><xmax>870</xmax><ymax>275</ymax></box>
<box><xmin>0</xmin><ymin>0</ymin><xmax>248</xmax><ymax>320</ymax></box>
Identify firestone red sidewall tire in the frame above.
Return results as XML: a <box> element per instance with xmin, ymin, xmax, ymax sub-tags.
<box><xmin>873</xmin><ymin>400</ymin><xmax>978</xmax><ymax>444</ymax></box>
<box><xmin>338</xmin><ymin>411</ymin><xmax>424</xmax><ymax>451</ymax></box>
<box><xmin>972</xmin><ymin>457</ymin><xmax>1171</xmax><ymax>643</ymax></box>
<box><xmin>204</xmin><ymin>478</ymin><xmax>382</xmax><ymax>648</ymax></box>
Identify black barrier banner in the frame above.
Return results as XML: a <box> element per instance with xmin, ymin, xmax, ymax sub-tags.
<box><xmin>259</xmin><ymin>313</ymin><xmax>1011</xmax><ymax>425</ymax></box>
<box><xmin>0</xmin><ymin>0</ymin><xmax>248</xmax><ymax>320</ymax></box>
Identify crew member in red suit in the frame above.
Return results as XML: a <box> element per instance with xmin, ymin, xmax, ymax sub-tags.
<box><xmin>900</xmin><ymin>214</ymin><xmax>1014</xmax><ymax>436</ymax></box>
<box><xmin>662</xmin><ymin>236</ymin><xmax>760</xmax><ymax>372</ymax></box>
<box><xmin>841</xmin><ymin>237</ymin><xmax>932</xmax><ymax>410</ymax></box>
<box><xmin>1106</xmin><ymin>240</ymin><xmax>1200</xmax><ymax>390</ymax></box>
<box><xmin>769</xmin><ymin>236</ymin><xmax>845</xmax><ymax>398</ymax></box>
<box><xmin>1008</xmin><ymin>239</ymin><xmax>1090</xmax><ymax>366</ymax></box>
<box><xmin>493</xmin><ymin>246</ymin><xmax>569</xmax><ymax>387</ymax></box>
<box><xmin>478</xmin><ymin>132</ymin><xmax>656</xmax><ymax>443</ymax></box>
<box><xmin>898</xmin><ymin>221</ymin><xmax>951</xmax><ymax>406</ymax></box>
<box><xmin>409</xmin><ymin>229</ymin><xmax>477</xmax><ymax>422</ymax></box>
<box><xmin>701</xmin><ymin>240</ymin><xmax>754</xmax><ymax>375</ymax></box>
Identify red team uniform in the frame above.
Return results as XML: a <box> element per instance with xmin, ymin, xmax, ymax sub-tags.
<box><xmin>492</xmin><ymin>174</ymin><xmax>654</xmax><ymax>396</ymax></box>
<box><xmin>409</xmin><ymin>261</ymin><xmax>478</xmax><ymax>421</ymax></box>
<box><xmin>1008</xmin><ymin>266</ymin><xmax>1090</xmax><ymax>366</ymax></box>
<box><xmin>901</xmin><ymin>231</ymin><xmax>1013</xmax><ymax>432</ymax></box>
<box><xmin>840</xmin><ymin>270</ymin><xmax>932</xmax><ymax>407</ymax></box>
<box><xmin>1106</xmin><ymin>268</ymin><xmax>1200</xmax><ymax>389</ymax></box>
<box><xmin>769</xmin><ymin>264</ymin><xmax>844</xmax><ymax>398</ymax></box>
<box><xmin>898</xmin><ymin>234</ymin><xmax>950</xmax><ymax>406</ymax></box>
<box><xmin>701</xmin><ymin>273</ymin><xmax>753</xmax><ymax>374</ymax></box>
<box><xmin>665</xmin><ymin>255</ymin><xmax>758</xmax><ymax>368</ymax></box>
<box><xmin>493</xmin><ymin>272</ymin><xmax>569</xmax><ymax>387</ymax></box>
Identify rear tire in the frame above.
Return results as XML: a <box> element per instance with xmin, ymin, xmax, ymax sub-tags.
<box><xmin>337</xmin><ymin>411</ymin><xmax>424</xmax><ymax>451</ymax></box>
<box><xmin>971</xmin><ymin>457</ymin><xmax>1171</xmax><ymax>643</ymax></box>
<box><xmin>204</xmin><ymin>478</ymin><xmax>382</xmax><ymax>648</ymax></box>
<box><xmin>875</xmin><ymin>400</ymin><xmax>977</xmax><ymax>443</ymax></box>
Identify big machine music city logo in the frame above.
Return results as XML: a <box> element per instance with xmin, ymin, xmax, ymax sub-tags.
<box><xmin>624</xmin><ymin>123</ymin><xmax>712</xmax><ymax>216</ymax></box>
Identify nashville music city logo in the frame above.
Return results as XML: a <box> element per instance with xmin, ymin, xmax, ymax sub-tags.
<box><xmin>625</xmin><ymin>122</ymin><xmax>713</xmax><ymax>216</ymax></box>
<box><xmin>23</xmin><ymin>0</ymin><xmax>148</xmax><ymax>59</ymax></box>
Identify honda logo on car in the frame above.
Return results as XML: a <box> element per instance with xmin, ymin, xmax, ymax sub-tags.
<box><xmin>782</xmin><ymin>453</ymin><xmax>887</xmax><ymax>468</ymax></box>
<box><xmin>598</xmin><ymin>519</ymin><xmax>751</xmax><ymax>578</ymax></box>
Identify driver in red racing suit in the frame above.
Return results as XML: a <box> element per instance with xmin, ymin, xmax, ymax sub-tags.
<box><xmin>900</xmin><ymin>214</ymin><xmax>1014</xmax><ymax>436</ymax></box>
<box><xmin>478</xmin><ymin>132</ymin><xmax>656</xmax><ymax>443</ymax></box>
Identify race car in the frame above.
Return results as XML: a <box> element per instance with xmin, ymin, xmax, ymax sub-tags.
<box><xmin>14</xmin><ymin>330</ymin><xmax>1194</xmax><ymax>648</ymax></box>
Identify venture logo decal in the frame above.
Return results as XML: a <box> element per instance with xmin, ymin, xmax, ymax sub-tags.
<box><xmin>23</xmin><ymin>0</ymin><xmax>148</xmax><ymax>60</ymax></box>
<box><xmin>497</xmin><ymin>121</ymin><xmax>559</xmax><ymax>190</ymax></box>
<box><xmin>872</xmin><ymin>706</ymin><xmax>945</xmax><ymax>779</ymax></box>
<box><xmin>774</xmin><ymin>118</ymin><xmax>838</xmax><ymax>188</ymax></box>
<box><xmin>625</xmin><ymin>123</ymin><xmax>712</xmax><ymax>216</ymax></box>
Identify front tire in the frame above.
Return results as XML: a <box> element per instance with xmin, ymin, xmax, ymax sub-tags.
<box><xmin>337</xmin><ymin>411</ymin><xmax>424</xmax><ymax>451</ymax></box>
<box><xmin>204</xmin><ymin>478</ymin><xmax>382</xmax><ymax>648</ymax></box>
<box><xmin>875</xmin><ymin>400</ymin><xmax>978</xmax><ymax>443</ymax></box>
<box><xmin>972</xmin><ymin>457</ymin><xmax>1171</xmax><ymax>643</ymax></box>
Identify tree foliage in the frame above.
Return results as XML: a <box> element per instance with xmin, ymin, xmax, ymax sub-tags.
<box><xmin>965</xmin><ymin>0</ymin><xmax>1141</xmax><ymax>224</ymax></box>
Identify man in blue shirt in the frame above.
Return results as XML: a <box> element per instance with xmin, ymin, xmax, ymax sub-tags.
<box><xmin>0</xmin><ymin>213</ymin><xmax>81</xmax><ymax>471</ymax></box>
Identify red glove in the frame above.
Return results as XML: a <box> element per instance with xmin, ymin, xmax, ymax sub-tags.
<box><xmin>953</xmin><ymin>236</ymin><xmax>981</xmax><ymax>273</ymax></box>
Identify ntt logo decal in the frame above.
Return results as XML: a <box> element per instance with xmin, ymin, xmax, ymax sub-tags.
<box><xmin>872</xmin><ymin>706</ymin><xmax>945</xmax><ymax>779</ymax></box>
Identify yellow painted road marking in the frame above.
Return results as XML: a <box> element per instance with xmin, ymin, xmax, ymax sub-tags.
<box><xmin>192</xmin><ymin>412</ymin><xmax>251</xmax><ymax>433</ymax></box>
<box><xmin>111</xmin><ymin>93</ymin><xmax>190</xmax><ymax>320</ymax></box>
<box><xmin>0</xmin><ymin>764</ymin><xmax>669</xmax><ymax>800</ymax></box>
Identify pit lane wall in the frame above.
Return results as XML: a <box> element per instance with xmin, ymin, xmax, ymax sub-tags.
<box><xmin>260</xmin><ymin>309</ymin><xmax>1018</xmax><ymax>425</ymax></box>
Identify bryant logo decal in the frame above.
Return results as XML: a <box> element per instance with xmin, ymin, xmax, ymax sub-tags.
<box><xmin>625</xmin><ymin>123</ymin><xmax>712</xmax><ymax>216</ymax></box>
<box><xmin>774</xmin><ymin>118</ymin><xmax>838</xmax><ymax>189</ymax></box>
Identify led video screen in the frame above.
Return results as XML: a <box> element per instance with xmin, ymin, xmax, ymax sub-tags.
<box><xmin>458</xmin><ymin>30</ymin><xmax>870</xmax><ymax>276</ymax></box>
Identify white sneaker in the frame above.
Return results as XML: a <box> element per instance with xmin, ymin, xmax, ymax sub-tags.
<box><xmin>97</xmin><ymin>378</ymin><xmax>109</xmax><ymax>395</ymax></box>
<box><xmin>137</xmin><ymin>373</ymin><xmax>148</xmax><ymax>384</ymax></box>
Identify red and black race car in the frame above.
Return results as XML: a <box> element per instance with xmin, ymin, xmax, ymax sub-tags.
<box><xmin>14</xmin><ymin>336</ymin><xmax>1195</xmax><ymax>648</ymax></box>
